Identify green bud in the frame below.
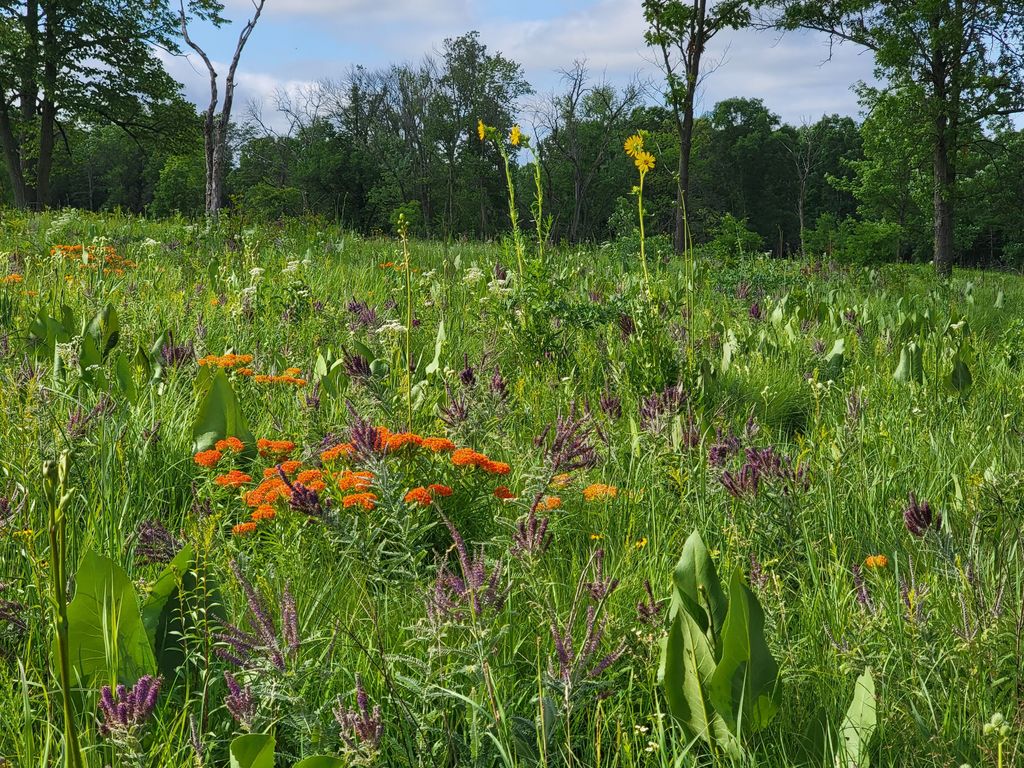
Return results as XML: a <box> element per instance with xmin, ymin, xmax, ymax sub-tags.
<box><xmin>991</xmin><ymin>712</ymin><xmax>1004</xmax><ymax>726</ymax></box>
<box><xmin>983</xmin><ymin>723</ymin><xmax>995</xmax><ymax>736</ymax></box>
<box><xmin>999</xmin><ymin>725</ymin><xmax>1010</xmax><ymax>738</ymax></box>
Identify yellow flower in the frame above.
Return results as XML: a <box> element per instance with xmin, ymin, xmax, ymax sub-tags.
<box><xmin>477</xmin><ymin>119</ymin><xmax>487</xmax><ymax>141</ymax></box>
<box><xmin>634</xmin><ymin>150</ymin><xmax>655</xmax><ymax>174</ymax></box>
<box><xmin>864</xmin><ymin>554</ymin><xmax>889</xmax><ymax>569</ymax></box>
<box><xmin>510</xmin><ymin>125</ymin><xmax>522</xmax><ymax>146</ymax></box>
<box><xmin>624</xmin><ymin>133</ymin><xmax>644</xmax><ymax>157</ymax></box>
<box><xmin>590</xmin><ymin>533</ymin><xmax>604</xmax><ymax>541</ymax></box>
<box><xmin>635</xmin><ymin>537</ymin><xmax>648</xmax><ymax>549</ymax></box>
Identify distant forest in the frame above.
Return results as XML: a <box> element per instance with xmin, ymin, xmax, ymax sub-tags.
<box><xmin>3</xmin><ymin>27</ymin><xmax>1024</xmax><ymax>268</ymax></box>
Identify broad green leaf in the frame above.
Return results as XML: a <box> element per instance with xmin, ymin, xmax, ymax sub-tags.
<box><xmin>838</xmin><ymin>668</ymin><xmax>876</xmax><ymax>768</ymax></box>
<box><xmin>293</xmin><ymin>758</ymin><xmax>344</xmax><ymax>768</ymax></box>
<box><xmin>660</xmin><ymin>608</ymin><xmax>740</xmax><ymax>757</ymax></box>
<box><xmin>192</xmin><ymin>368</ymin><xmax>255</xmax><ymax>454</ymax></box>
<box><xmin>708</xmin><ymin>569</ymin><xmax>780</xmax><ymax>734</ymax></box>
<box><xmin>85</xmin><ymin>303</ymin><xmax>120</xmax><ymax>358</ymax></box>
<box><xmin>424</xmin><ymin>317</ymin><xmax>446</xmax><ymax>376</ymax></box>
<box><xmin>114</xmin><ymin>352</ymin><xmax>138</xmax><ymax>403</ymax></box>
<box><xmin>230</xmin><ymin>733</ymin><xmax>275</xmax><ymax>768</ymax></box>
<box><xmin>892</xmin><ymin>342</ymin><xmax>923</xmax><ymax>383</ymax></box>
<box><xmin>671</xmin><ymin>530</ymin><xmax>727</xmax><ymax>644</ymax></box>
<box><xmin>59</xmin><ymin>551</ymin><xmax>156</xmax><ymax>685</ymax></box>
<box><xmin>946</xmin><ymin>351</ymin><xmax>972</xmax><ymax>393</ymax></box>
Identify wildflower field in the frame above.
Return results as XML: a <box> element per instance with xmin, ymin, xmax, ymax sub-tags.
<box><xmin>1</xmin><ymin>202</ymin><xmax>1023</xmax><ymax>768</ymax></box>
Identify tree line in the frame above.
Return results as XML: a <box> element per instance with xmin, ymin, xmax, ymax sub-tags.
<box><xmin>2</xmin><ymin>1</ymin><xmax>1024</xmax><ymax>270</ymax></box>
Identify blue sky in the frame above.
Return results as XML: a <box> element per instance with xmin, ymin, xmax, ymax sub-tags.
<box><xmin>163</xmin><ymin>0</ymin><xmax>877</xmax><ymax>130</ymax></box>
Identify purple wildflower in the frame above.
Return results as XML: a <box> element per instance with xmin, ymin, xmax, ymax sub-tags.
<box><xmin>97</xmin><ymin>675</ymin><xmax>162</xmax><ymax>738</ymax></box>
<box><xmin>134</xmin><ymin>519</ymin><xmax>180</xmax><ymax>565</ymax></box>
<box><xmin>224</xmin><ymin>672</ymin><xmax>257</xmax><ymax>731</ymax></box>
<box><xmin>439</xmin><ymin>383</ymin><xmax>470</xmax><ymax>428</ymax></box>
<box><xmin>636</xmin><ymin>580</ymin><xmax>663</xmax><ymax>625</ymax></box>
<box><xmin>427</xmin><ymin>517</ymin><xmax>507</xmax><ymax>623</ymax></box>
<box><xmin>749</xmin><ymin>302</ymin><xmax>763</xmax><ymax>321</ymax></box>
<box><xmin>215</xmin><ymin>561</ymin><xmax>299</xmax><ymax>672</ymax></box>
<box><xmin>342</xmin><ymin>349</ymin><xmax>372</xmax><ymax>381</ymax></box>
<box><xmin>585</xmin><ymin>549</ymin><xmax>619</xmax><ymax>602</ymax></box>
<box><xmin>334</xmin><ymin>676</ymin><xmax>383</xmax><ymax>753</ymax></box>
<box><xmin>904</xmin><ymin>492</ymin><xmax>941</xmax><ymax>537</ymax></box>
<box><xmin>346</xmin><ymin>401</ymin><xmax>384</xmax><ymax>460</ymax></box>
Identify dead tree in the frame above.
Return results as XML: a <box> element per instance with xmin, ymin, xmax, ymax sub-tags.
<box><xmin>179</xmin><ymin>0</ymin><xmax>267</xmax><ymax>216</ymax></box>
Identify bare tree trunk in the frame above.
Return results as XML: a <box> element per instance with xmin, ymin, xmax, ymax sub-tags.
<box><xmin>180</xmin><ymin>0</ymin><xmax>265</xmax><ymax>218</ymax></box>
<box><xmin>0</xmin><ymin>104</ymin><xmax>29</xmax><ymax>208</ymax></box>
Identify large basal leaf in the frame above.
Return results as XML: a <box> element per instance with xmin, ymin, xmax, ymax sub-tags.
<box><xmin>114</xmin><ymin>352</ymin><xmax>139</xmax><ymax>403</ymax></box>
<box><xmin>293</xmin><ymin>757</ymin><xmax>344</xmax><ymax>768</ymax></box>
<box><xmin>946</xmin><ymin>350</ymin><xmax>972</xmax><ymax>393</ymax></box>
<box><xmin>85</xmin><ymin>303</ymin><xmax>120</xmax><ymax>358</ymax></box>
<box><xmin>230</xmin><ymin>733</ymin><xmax>275</xmax><ymax>768</ymax></box>
<box><xmin>424</xmin><ymin>317</ymin><xmax>446</xmax><ymax>376</ymax></box>
<box><xmin>660</xmin><ymin>608</ymin><xmax>740</xmax><ymax>757</ymax></box>
<box><xmin>58</xmin><ymin>551</ymin><xmax>156</xmax><ymax>685</ymax></box>
<box><xmin>192</xmin><ymin>367</ymin><xmax>255</xmax><ymax>454</ymax></box>
<box><xmin>838</xmin><ymin>668</ymin><xmax>876</xmax><ymax>768</ymax></box>
<box><xmin>708</xmin><ymin>569</ymin><xmax>780</xmax><ymax>735</ymax></box>
<box><xmin>671</xmin><ymin>530</ymin><xmax>727</xmax><ymax>644</ymax></box>
<box><xmin>892</xmin><ymin>341</ymin><xmax>923</xmax><ymax>383</ymax></box>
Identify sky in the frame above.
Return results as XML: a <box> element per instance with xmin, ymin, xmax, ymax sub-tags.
<box><xmin>162</xmin><ymin>0</ymin><xmax>879</xmax><ymax>132</ymax></box>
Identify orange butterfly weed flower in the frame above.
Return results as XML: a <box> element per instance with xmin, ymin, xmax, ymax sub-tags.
<box><xmin>320</xmin><ymin>442</ymin><xmax>354</xmax><ymax>464</ymax></box>
<box><xmin>482</xmin><ymin>460</ymin><xmax>511</xmax><ymax>475</ymax></box>
<box><xmin>257</xmin><ymin>438</ymin><xmax>296</xmax><ymax>458</ymax></box>
<box><xmin>342</xmin><ymin>492</ymin><xmax>378</xmax><ymax>510</ymax></box>
<box><xmin>550</xmin><ymin>473</ymin><xmax>573</xmax><ymax>488</ymax></box>
<box><xmin>199</xmin><ymin>353</ymin><xmax>253</xmax><ymax>369</ymax></box>
<box><xmin>421</xmin><ymin>437</ymin><xmax>456</xmax><ymax>453</ymax></box>
<box><xmin>194</xmin><ymin>449</ymin><xmax>222</xmax><ymax>468</ymax></box>
<box><xmin>337</xmin><ymin>470</ymin><xmax>374</xmax><ymax>492</ymax></box>
<box><xmin>864</xmin><ymin>554</ymin><xmax>889</xmax><ymax>569</ymax></box>
<box><xmin>1</xmin><ymin>274</ymin><xmax>24</xmax><ymax>285</ymax></box>
<box><xmin>215</xmin><ymin>470</ymin><xmax>253</xmax><ymax>488</ymax></box>
<box><xmin>251</xmin><ymin>505</ymin><xmax>277</xmax><ymax>522</ymax></box>
<box><xmin>582</xmin><ymin>483</ymin><xmax>618</xmax><ymax>502</ymax></box>
<box><xmin>540</xmin><ymin>495</ymin><xmax>562</xmax><ymax>510</ymax></box>
<box><xmin>493</xmin><ymin>485</ymin><xmax>515</xmax><ymax>500</ymax></box>
<box><xmin>385</xmin><ymin>432</ymin><xmax>423</xmax><ymax>451</ymax></box>
<box><xmin>404</xmin><ymin>487</ymin><xmax>433</xmax><ymax>506</ymax></box>
<box><xmin>264</xmin><ymin>460</ymin><xmax>302</xmax><ymax>478</ymax></box>
<box><xmin>232</xmin><ymin>522</ymin><xmax>258</xmax><ymax>536</ymax></box>
<box><xmin>215</xmin><ymin>436</ymin><xmax>245</xmax><ymax>453</ymax></box>
<box><xmin>451</xmin><ymin>448</ymin><xmax>485</xmax><ymax>467</ymax></box>
<box><xmin>429</xmin><ymin>483</ymin><xmax>453</xmax><ymax>497</ymax></box>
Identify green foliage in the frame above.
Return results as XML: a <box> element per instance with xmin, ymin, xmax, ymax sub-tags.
<box><xmin>706</xmin><ymin>213</ymin><xmax>765</xmax><ymax>261</ymax></box>
<box><xmin>58</xmin><ymin>551</ymin><xmax>157</xmax><ymax>685</ymax></box>
<box><xmin>229</xmin><ymin>734</ymin><xmax>275</xmax><ymax>768</ymax></box>
<box><xmin>192</xmin><ymin>368</ymin><xmax>256</xmax><ymax>453</ymax></box>
<box><xmin>659</xmin><ymin>531</ymin><xmax>779</xmax><ymax>757</ymax></box>
<box><xmin>235</xmin><ymin>184</ymin><xmax>305</xmax><ymax>220</ymax></box>
<box><xmin>149</xmin><ymin>155</ymin><xmax>206</xmax><ymax>217</ymax></box>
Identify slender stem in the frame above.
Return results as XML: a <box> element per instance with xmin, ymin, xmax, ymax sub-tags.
<box><xmin>400</xmin><ymin>216</ymin><xmax>413</xmax><ymax>429</ymax></box>
<box><xmin>637</xmin><ymin>170</ymin><xmax>651</xmax><ymax>300</ymax></box>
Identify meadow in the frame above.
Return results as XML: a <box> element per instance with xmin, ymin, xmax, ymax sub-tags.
<box><xmin>0</xmin><ymin>197</ymin><xmax>1023</xmax><ymax>768</ymax></box>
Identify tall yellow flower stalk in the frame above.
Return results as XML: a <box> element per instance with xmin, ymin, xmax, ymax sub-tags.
<box><xmin>478</xmin><ymin>119</ymin><xmax>527</xmax><ymax>278</ymax></box>
<box><xmin>625</xmin><ymin>132</ymin><xmax>655</xmax><ymax>300</ymax></box>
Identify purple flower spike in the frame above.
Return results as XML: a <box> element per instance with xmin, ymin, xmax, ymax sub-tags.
<box><xmin>97</xmin><ymin>675</ymin><xmax>162</xmax><ymax>738</ymax></box>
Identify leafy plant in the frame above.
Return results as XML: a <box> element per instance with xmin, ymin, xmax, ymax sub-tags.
<box><xmin>658</xmin><ymin>530</ymin><xmax>780</xmax><ymax>757</ymax></box>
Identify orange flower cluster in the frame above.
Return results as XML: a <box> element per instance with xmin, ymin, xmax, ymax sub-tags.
<box><xmin>243</xmin><ymin>474</ymin><xmax>292</xmax><ymax>507</ymax></box>
<box><xmin>257</xmin><ymin>438</ymin><xmax>296</xmax><ymax>458</ymax></box>
<box><xmin>338</xmin><ymin>470</ymin><xmax>374</xmax><ymax>492</ymax></box>
<box><xmin>253</xmin><ymin>373</ymin><xmax>307</xmax><ymax>387</ymax></box>
<box><xmin>321</xmin><ymin>442</ymin><xmax>355</xmax><ymax>464</ymax></box>
<box><xmin>342</xmin><ymin>492</ymin><xmax>377</xmax><ymax>510</ymax></box>
<box><xmin>232</xmin><ymin>521</ymin><xmax>258</xmax><ymax>537</ymax></box>
<box><xmin>403</xmin><ymin>483</ymin><xmax>452</xmax><ymax>506</ymax></box>
<box><xmin>296</xmin><ymin>469</ymin><xmax>326</xmax><ymax>492</ymax></box>
<box><xmin>251</xmin><ymin>505</ymin><xmax>277</xmax><ymax>522</ymax></box>
<box><xmin>422</xmin><ymin>437</ymin><xmax>457</xmax><ymax>453</ymax></box>
<box><xmin>52</xmin><ymin>244</ymin><xmax>137</xmax><ymax>276</ymax></box>
<box><xmin>493</xmin><ymin>485</ymin><xmax>516</xmax><ymax>500</ymax></box>
<box><xmin>1</xmin><ymin>274</ymin><xmax>23</xmax><ymax>285</ymax></box>
<box><xmin>539</xmin><ymin>495</ymin><xmax>562</xmax><ymax>510</ymax></box>
<box><xmin>263</xmin><ymin>461</ymin><xmax>301</xmax><ymax>478</ymax></box>
<box><xmin>194</xmin><ymin>449</ymin><xmax>222</xmax><ymax>468</ymax></box>
<box><xmin>215</xmin><ymin>470</ymin><xmax>252</xmax><ymax>488</ymax></box>
<box><xmin>551</xmin><ymin>473</ymin><xmax>573</xmax><ymax>488</ymax></box>
<box><xmin>215</xmin><ymin>436</ymin><xmax>245</xmax><ymax>452</ymax></box>
<box><xmin>582</xmin><ymin>483</ymin><xmax>618</xmax><ymax>502</ymax></box>
<box><xmin>198</xmin><ymin>353</ymin><xmax>254</xmax><ymax>369</ymax></box>
<box><xmin>378</xmin><ymin>428</ymin><xmax>423</xmax><ymax>451</ymax></box>
<box><xmin>451</xmin><ymin>448</ymin><xmax>511</xmax><ymax>475</ymax></box>
<box><xmin>864</xmin><ymin>554</ymin><xmax>889</xmax><ymax>569</ymax></box>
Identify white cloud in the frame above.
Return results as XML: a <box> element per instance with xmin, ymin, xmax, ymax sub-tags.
<box><xmin>223</xmin><ymin>0</ymin><xmax>471</xmax><ymax>25</ymax></box>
